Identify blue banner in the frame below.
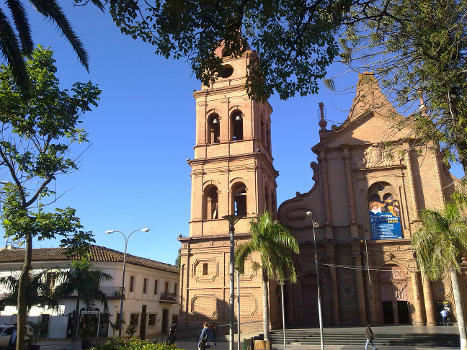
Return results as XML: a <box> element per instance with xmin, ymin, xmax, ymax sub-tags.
<box><xmin>369</xmin><ymin>199</ymin><xmax>402</xmax><ymax>240</ymax></box>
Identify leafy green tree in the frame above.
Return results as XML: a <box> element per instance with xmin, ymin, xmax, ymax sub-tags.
<box><xmin>412</xmin><ymin>202</ymin><xmax>467</xmax><ymax>350</ymax></box>
<box><xmin>342</xmin><ymin>0</ymin><xmax>467</xmax><ymax>174</ymax></box>
<box><xmin>96</xmin><ymin>0</ymin><xmax>360</xmax><ymax>101</ymax></box>
<box><xmin>52</xmin><ymin>258</ymin><xmax>112</xmax><ymax>341</ymax></box>
<box><xmin>0</xmin><ymin>0</ymin><xmax>104</xmax><ymax>97</ymax></box>
<box><xmin>0</xmin><ymin>46</ymin><xmax>101</xmax><ymax>350</ymax></box>
<box><xmin>235</xmin><ymin>211</ymin><xmax>299</xmax><ymax>342</ymax></box>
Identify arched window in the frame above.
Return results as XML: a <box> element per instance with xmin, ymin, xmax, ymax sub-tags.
<box><xmin>203</xmin><ymin>185</ymin><xmax>218</xmax><ymax>219</ymax></box>
<box><xmin>207</xmin><ymin>114</ymin><xmax>220</xmax><ymax>144</ymax></box>
<box><xmin>232</xmin><ymin>182</ymin><xmax>247</xmax><ymax>217</ymax></box>
<box><xmin>231</xmin><ymin>110</ymin><xmax>243</xmax><ymax>141</ymax></box>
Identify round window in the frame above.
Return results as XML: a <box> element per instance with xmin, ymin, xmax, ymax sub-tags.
<box><xmin>219</xmin><ymin>64</ymin><xmax>234</xmax><ymax>78</ymax></box>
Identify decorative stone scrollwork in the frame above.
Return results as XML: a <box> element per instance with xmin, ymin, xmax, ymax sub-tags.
<box><xmin>363</xmin><ymin>144</ymin><xmax>395</xmax><ymax>168</ymax></box>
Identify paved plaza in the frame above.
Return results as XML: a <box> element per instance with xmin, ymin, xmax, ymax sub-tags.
<box><xmin>34</xmin><ymin>325</ymin><xmax>459</xmax><ymax>350</ymax></box>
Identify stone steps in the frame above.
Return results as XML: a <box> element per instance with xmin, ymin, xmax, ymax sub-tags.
<box><xmin>268</xmin><ymin>329</ymin><xmax>459</xmax><ymax>348</ymax></box>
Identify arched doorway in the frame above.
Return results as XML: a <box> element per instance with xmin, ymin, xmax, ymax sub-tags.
<box><xmin>301</xmin><ymin>274</ymin><xmax>318</xmax><ymax>326</ymax></box>
<box><xmin>378</xmin><ymin>265</ymin><xmax>410</xmax><ymax>324</ymax></box>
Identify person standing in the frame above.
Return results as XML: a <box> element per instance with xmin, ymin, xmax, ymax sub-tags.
<box><xmin>365</xmin><ymin>323</ymin><xmax>377</xmax><ymax>350</ymax></box>
<box><xmin>198</xmin><ymin>322</ymin><xmax>209</xmax><ymax>350</ymax></box>
<box><xmin>440</xmin><ymin>308</ymin><xmax>448</xmax><ymax>326</ymax></box>
<box><xmin>7</xmin><ymin>325</ymin><xmax>17</xmax><ymax>350</ymax></box>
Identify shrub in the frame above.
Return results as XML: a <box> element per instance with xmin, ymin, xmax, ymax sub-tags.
<box><xmin>91</xmin><ymin>338</ymin><xmax>185</xmax><ymax>350</ymax></box>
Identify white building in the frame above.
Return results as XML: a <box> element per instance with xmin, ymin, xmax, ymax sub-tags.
<box><xmin>0</xmin><ymin>245</ymin><xmax>179</xmax><ymax>339</ymax></box>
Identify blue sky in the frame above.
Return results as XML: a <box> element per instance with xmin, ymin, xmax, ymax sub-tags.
<box><xmin>0</xmin><ymin>3</ymin><xmax>463</xmax><ymax>265</ymax></box>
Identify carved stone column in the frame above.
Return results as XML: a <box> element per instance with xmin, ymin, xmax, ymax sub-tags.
<box><xmin>411</xmin><ymin>271</ymin><xmax>426</xmax><ymax>325</ymax></box>
<box><xmin>343</xmin><ymin>146</ymin><xmax>359</xmax><ymax>239</ymax></box>
<box><xmin>319</xmin><ymin>149</ymin><xmax>335</xmax><ymax>240</ymax></box>
<box><xmin>366</xmin><ymin>270</ymin><xmax>379</xmax><ymax>324</ymax></box>
<box><xmin>352</xmin><ymin>243</ymin><xmax>368</xmax><ymax>325</ymax></box>
<box><xmin>421</xmin><ymin>272</ymin><xmax>437</xmax><ymax>325</ymax></box>
<box><xmin>326</xmin><ymin>244</ymin><xmax>341</xmax><ymax>325</ymax></box>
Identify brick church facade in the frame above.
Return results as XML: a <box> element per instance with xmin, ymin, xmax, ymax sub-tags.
<box><xmin>178</xmin><ymin>50</ymin><xmax>466</xmax><ymax>330</ymax></box>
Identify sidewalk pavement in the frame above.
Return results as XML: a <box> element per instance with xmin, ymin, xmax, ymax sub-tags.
<box><xmin>32</xmin><ymin>339</ymin><xmax>457</xmax><ymax>350</ymax></box>
<box><xmin>172</xmin><ymin>340</ymin><xmax>457</xmax><ymax>350</ymax></box>
<box><xmin>36</xmin><ymin>339</ymin><xmax>81</xmax><ymax>350</ymax></box>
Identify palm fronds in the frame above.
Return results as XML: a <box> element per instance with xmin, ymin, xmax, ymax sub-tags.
<box><xmin>0</xmin><ymin>0</ymin><xmax>105</xmax><ymax>97</ymax></box>
<box><xmin>412</xmin><ymin>202</ymin><xmax>467</xmax><ymax>280</ymax></box>
<box><xmin>235</xmin><ymin>211</ymin><xmax>299</xmax><ymax>283</ymax></box>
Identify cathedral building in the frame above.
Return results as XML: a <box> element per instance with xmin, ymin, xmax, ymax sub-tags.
<box><xmin>179</xmin><ymin>50</ymin><xmax>466</xmax><ymax>330</ymax></box>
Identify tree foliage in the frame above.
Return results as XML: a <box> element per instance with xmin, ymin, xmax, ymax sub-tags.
<box><xmin>98</xmin><ymin>0</ymin><xmax>467</xmax><ymax>173</ymax></box>
<box><xmin>0</xmin><ymin>270</ymin><xmax>57</xmax><ymax>311</ymax></box>
<box><xmin>0</xmin><ymin>0</ymin><xmax>104</xmax><ymax>97</ymax></box>
<box><xmin>342</xmin><ymin>0</ymin><xmax>467</xmax><ymax>173</ymax></box>
<box><xmin>412</xmin><ymin>201</ymin><xmax>467</xmax><ymax>348</ymax></box>
<box><xmin>52</xmin><ymin>257</ymin><xmax>112</xmax><ymax>340</ymax></box>
<box><xmin>412</xmin><ymin>203</ymin><xmax>467</xmax><ymax>280</ymax></box>
<box><xmin>235</xmin><ymin>211</ymin><xmax>299</xmax><ymax>282</ymax></box>
<box><xmin>235</xmin><ymin>211</ymin><xmax>299</xmax><ymax>340</ymax></box>
<box><xmin>0</xmin><ymin>46</ymin><xmax>100</xmax><ymax>350</ymax></box>
<box><xmin>52</xmin><ymin>258</ymin><xmax>112</xmax><ymax>311</ymax></box>
<box><xmin>100</xmin><ymin>0</ymin><xmax>358</xmax><ymax>101</ymax></box>
<box><xmin>0</xmin><ymin>45</ymin><xmax>100</xmax><ymax>251</ymax></box>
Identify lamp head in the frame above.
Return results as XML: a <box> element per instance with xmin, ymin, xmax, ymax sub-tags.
<box><xmin>306</xmin><ymin>211</ymin><xmax>312</xmax><ymax>217</ymax></box>
<box><xmin>141</xmin><ymin>228</ymin><xmax>150</xmax><ymax>232</ymax></box>
<box><xmin>105</xmin><ymin>230</ymin><xmax>114</xmax><ymax>234</ymax></box>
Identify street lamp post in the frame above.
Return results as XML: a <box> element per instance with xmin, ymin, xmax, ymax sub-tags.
<box><xmin>305</xmin><ymin>211</ymin><xmax>324</xmax><ymax>350</ymax></box>
<box><xmin>280</xmin><ymin>281</ymin><xmax>286</xmax><ymax>350</ymax></box>
<box><xmin>105</xmin><ymin>227</ymin><xmax>150</xmax><ymax>337</ymax></box>
<box><xmin>236</xmin><ymin>269</ymin><xmax>241</xmax><ymax>350</ymax></box>
<box><xmin>223</xmin><ymin>215</ymin><xmax>240</xmax><ymax>350</ymax></box>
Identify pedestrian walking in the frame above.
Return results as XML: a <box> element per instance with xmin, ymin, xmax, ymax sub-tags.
<box><xmin>198</xmin><ymin>322</ymin><xmax>209</xmax><ymax>350</ymax></box>
<box><xmin>365</xmin><ymin>323</ymin><xmax>377</xmax><ymax>350</ymax></box>
<box><xmin>166</xmin><ymin>323</ymin><xmax>177</xmax><ymax>345</ymax></box>
<box><xmin>440</xmin><ymin>308</ymin><xmax>448</xmax><ymax>326</ymax></box>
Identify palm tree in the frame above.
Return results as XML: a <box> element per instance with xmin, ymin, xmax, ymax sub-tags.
<box><xmin>412</xmin><ymin>202</ymin><xmax>467</xmax><ymax>350</ymax></box>
<box><xmin>0</xmin><ymin>270</ymin><xmax>57</xmax><ymax>311</ymax></box>
<box><xmin>52</xmin><ymin>258</ymin><xmax>112</xmax><ymax>341</ymax></box>
<box><xmin>0</xmin><ymin>0</ymin><xmax>104</xmax><ymax>96</ymax></box>
<box><xmin>235</xmin><ymin>211</ymin><xmax>299</xmax><ymax>343</ymax></box>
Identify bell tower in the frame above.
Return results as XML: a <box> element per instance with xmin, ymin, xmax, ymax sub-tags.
<box><xmin>178</xmin><ymin>46</ymin><xmax>278</xmax><ymax>329</ymax></box>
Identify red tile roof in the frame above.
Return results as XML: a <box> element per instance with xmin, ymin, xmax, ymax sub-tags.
<box><xmin>0</xmin><ymin>245</ymin><xmax>178</xmax><ymax>274</ymax></box>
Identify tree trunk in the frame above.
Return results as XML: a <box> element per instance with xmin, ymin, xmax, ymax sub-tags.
<box><xmin>450</xmin><ymin>269</ymin><xmax>466</xmax><ymax>350</ymax></box>
<box><xmin>16</xmin><ymin>235</ymin><xmax>32</xmax><ymax>350</ymax></box>
<box><xmin>262</xmin><ymin>269</ymin><xmax>270</xmax><ymax>341</ymax></box>
<box><xmin>73</xmin><ymin>292</ymin><xmax>80</xmax><ymax>341</ymax></box>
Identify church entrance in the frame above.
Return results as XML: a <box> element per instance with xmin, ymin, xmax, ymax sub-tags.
<box><xmin>379</xmin><ymin>265</ymin><xmax>410</xmax><ymax>324</ymax></box>
<box><xmin>301</xmin><ymin>274</ymin><xmax>318</xmax><ymax>326</ymax></box>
